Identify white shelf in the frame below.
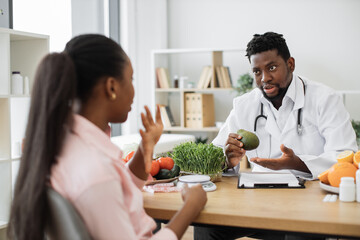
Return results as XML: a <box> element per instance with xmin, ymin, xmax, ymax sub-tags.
<box><xmin>0</xmin><ymin>27</ymin><xmax>48</xmax><ymax>41</ymax></box>
<box><xmin>155</xmin><ymin>88</ymin><xmax>234</xmax><ymax>93</ymax></box>
<box><xmin>163</xmin><ymin>126</ymin><xmax>220</xmax><ymax>132</ymax></box>
<box><xmin>152</xmin><ymin>47</ymin><xmax>244</xmax><ymax>54</ymax></box>
<box><xmin>0</xmin><ymin>221</ymin><xmax>8</xmax><ymax>229</ymax></box>
<box><xmin>11</xmin><ymin>156</ymin><xmax>21</xmax><ymax>161</ymax></box>
<box><xmin>0</xmin><ymin>28</ymin><xmax>49</xmax><ymax>230</ymax></box>
<box><xmin>0</xmin><ymin>95</ymin><xmax>30</xmax><ymax>98</ymax></box>
<box><xmin>152</xmin><ymin>48</ymin><xmax>245</xmax><ymax>141</ymax></box>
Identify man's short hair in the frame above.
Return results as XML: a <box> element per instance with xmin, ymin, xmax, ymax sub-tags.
<box><xmin>246</xmin><ymin>32</ymin><xmax>291</xmax><ymax>62</ymax></box>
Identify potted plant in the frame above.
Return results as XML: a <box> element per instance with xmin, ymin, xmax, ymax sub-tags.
<box><xmin>351</xmin><ymin>120</ymin><xmax>360</xmax><ymax>147</ymax></box>
<box><xmin>170</xmin><ymin>142</ymin><xmax>226</xmax><ymax>182</ymax></box>
<box><xmin>233</xmin><ymin>73</ymin><xmax>254</xmax><ymax>96</ymax></box>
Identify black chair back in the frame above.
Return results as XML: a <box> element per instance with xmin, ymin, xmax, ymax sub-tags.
<box><xmin>46</xmin><ymin>187</ymin><xmax>92</xmax><ymax>240</ymax></box>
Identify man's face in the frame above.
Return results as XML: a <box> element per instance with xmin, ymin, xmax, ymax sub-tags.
<box><xmin>250</xmin><ymin>49</ymin><xmax>294</xmax><ymax>100</ymax></box>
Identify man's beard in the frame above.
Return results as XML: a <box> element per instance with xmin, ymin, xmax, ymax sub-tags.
<box><xmin>261</xmin><ymin>84</ymin><xmax>290</xmax><ymax>102</ymax></box>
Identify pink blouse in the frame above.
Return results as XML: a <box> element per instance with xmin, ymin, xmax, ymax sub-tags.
<box><xmin>50</xmin><ymin>114</ymin><xmax>177</xmax><ymax>240</ymax></box>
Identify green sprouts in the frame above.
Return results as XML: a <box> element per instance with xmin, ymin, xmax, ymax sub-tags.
<box><xmin>171</xmin><ymin>142</ymin><xmax>226</xmax><ymax>175</ymax></box>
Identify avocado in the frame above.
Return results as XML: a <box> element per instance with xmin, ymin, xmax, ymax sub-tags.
<box><xmin>154</xmin><ymin>169</ymin><xmax>172</xmax><ymax>179</ymax></box>
<box><xmin>170</xmin><ymin>165</ymin><xmax>181</xmax><ymax>178</ymax></box>
<box><xmin>237</xmin><ymin>129</ymin><xmax>260</xmax><ymax>150</ymax></box>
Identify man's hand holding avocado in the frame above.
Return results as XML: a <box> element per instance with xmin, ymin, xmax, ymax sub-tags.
<box><xmin>225</xmin><ymin>133</ymin><xmax>247</xmax><ymax>168</ymax></box>
<box><xmin>225</xmin><ymin>129</ymin><xmax>310</xmax><ymax>173</ymax></box>
<box><xmin>225</xmin><ymin>129</ymin><xmax>259</xmax><ymax>168</ymax></box>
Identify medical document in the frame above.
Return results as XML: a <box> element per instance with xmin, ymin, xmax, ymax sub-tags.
<box><xmin>238</xmin><ymin>172</ymin><xmax>305</xmax><ymax>188</ymax></box>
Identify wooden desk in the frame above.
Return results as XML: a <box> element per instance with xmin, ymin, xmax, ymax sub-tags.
<box><xmin>143</xmin><ymin>176</ymin><xmax>360</xmax><ymax>238</ymax></box>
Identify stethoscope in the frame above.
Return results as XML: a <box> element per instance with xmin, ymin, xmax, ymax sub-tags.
<box><xmin>254</xmin><ymin>78</ymin><xmax>306</xmax><ymax>135</ymax></box>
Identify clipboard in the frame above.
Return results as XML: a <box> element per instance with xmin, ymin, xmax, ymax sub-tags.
<box><xmin>237</xmin><ymin>172</ymin><xmax>305</xmax><ymax>189</ymax></box>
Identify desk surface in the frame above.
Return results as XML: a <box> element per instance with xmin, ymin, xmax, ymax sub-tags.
<box><xmin>143</xmin><ymin>176</ymin><xmax>360</xmax><ymax>238</ymax></box>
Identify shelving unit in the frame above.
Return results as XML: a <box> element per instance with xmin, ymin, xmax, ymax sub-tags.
<box><xmin>0</xmin><ymin>27</ymin><xmax>49</xmax><ymax>230</ymax></box>
<box><xmin>151</xmin><ymin>48</ymin><xmax>248</xmax><ymax>140</ymax></box>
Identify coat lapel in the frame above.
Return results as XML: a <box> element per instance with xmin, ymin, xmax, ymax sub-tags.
<box><xmin>282</xmin><ymin>76</ymin><xmax>306</xmax><ymax>136</ymax></box>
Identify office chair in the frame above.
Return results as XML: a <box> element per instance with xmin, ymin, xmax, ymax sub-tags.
<box><xmin>46</xmin><ymin>187</ymin><xmax>92</xmax><ymax>240</ymax></box>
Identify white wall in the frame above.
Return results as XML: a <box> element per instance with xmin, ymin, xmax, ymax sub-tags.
<box><xmin>165</xmin><ymin>0</ymin><xmax>360</xmax><ymax>119</ymax></box>
<box><xmin>71</xmin><ymin>0</ymin><xmax>106</xmax><ymax>37</ymax></box>
<box><xmin>69</xmin><ymin>0</ymin><xmax>169</xmax><ymax>134</ymax></box>
<box><xmin>13</xmin><ymin>0</ymin><xmax>72</xmax><ymax>52</ymax></box>
<box><xmin>132</xmin><ymin>0</ymin><xmax>360</xmax><ymax>125</ymax></box>
<box><xmin>120</xmin><ymin>0</ymin><xmax>168</xmax><ymax>134</ymax></box>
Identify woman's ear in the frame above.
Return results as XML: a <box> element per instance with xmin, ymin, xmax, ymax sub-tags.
<box><xmin>105</xmin><ymin>77</ymin><xmax>119</xmax><ymax>101</ymax></box>
<box><xmin>287</xmin><ymin>57</ymin><xmax>295</xmax><ymax>72</ymax></box>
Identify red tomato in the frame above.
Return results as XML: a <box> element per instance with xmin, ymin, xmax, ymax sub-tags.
<box><xmin>150</xmin><ymin>160</ymin><xmax>160</xmax><ymax>176</ymax></box>
<box><xmin>123</xmin><ymin>151</ymin><xmax>135</xmax><ymax>163</ymax></box>
<box><xmin>157</xmin><ymin>157</ymin><xmax>174</xmax><ymax>170</ymax></box>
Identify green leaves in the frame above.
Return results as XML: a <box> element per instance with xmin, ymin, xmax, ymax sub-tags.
<box><xmin>233</xmin><ymin>73</ymin><xmax>254</xmax><ymax>96</ymax></box>
<box><xmin>351</xmin><ymin>120</ymin><xmax>360</xmax><ymax>139</ymax></box>
<box><xmin>352</xmin><ymin>120</ymin><xmax>360</xmax><ymax>146</ymax></box>
<box><xmin>171</xmin><ymin>142</ymin><xmax>226</xmax><ymax>175</ymax></box>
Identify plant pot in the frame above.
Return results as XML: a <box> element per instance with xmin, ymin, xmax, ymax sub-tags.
<box><xmin>209</xmin><ymin>172</ymin><xmax>222</xmax><ymax>182</ymax></box>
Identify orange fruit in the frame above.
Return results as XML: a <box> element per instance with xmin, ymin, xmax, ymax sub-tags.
<box><xmin>353</xmin><ymin>151</ymin><xmax>360</xmax><ymax>168</ymax></box>
<box><xmin>328</xmin><ymin>162</ymin><xmax>357</xmax><ymax>187</ymax></box>
<box><xmin>336</xmin><ymin>150</ymin><xmax>354</xmax><ymax>163</ymax></box>
<box><xmin>150</xmin><ymin>160</ymin><xmax>160</xmax><ymax>176</ymax></box>
<box><xmin>157</xmin><ymin>157</ymin><xmax>174</xmax><ymax>170</ymax></box>
<box><xmin>123</xmin><ymin>151</ymin><xmax>135</xmax><ymax>163</ymax></box>
<box><xmin>318</xmin><ymin>169</ymin><xmax>330</xmax><ymax>185</ymax></box>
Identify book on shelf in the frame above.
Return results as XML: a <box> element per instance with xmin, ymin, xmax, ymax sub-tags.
<box><xmin>215</xmin><ymin>66</ymin><xmax>225</xmax><ymax>88</ymax></box>
<box><xmin>226</xmin><ymin>66</ymin><xmax>233</xmax><ymax>87</ymax></box>
<box><xmin>159</xmin><ymin>104</ymin><xmax>175</xmax><ymax>128</ymax></box>
<box><xmin>156</xmin><ymin>67</ymin><xmax>170</xmax><ymax>88</ymax></box>
<box><xmin>220</xmin><ymin>66</ymin><xmax>228</xmax><ymax>88</ymax></box>
<box><xmin>215</xmin><ymin>66</ymin><xmax>232</xmax><ymax>88</ymax></box>
<box><xmin>165</xmin><ymin>105</ymin><xmax>176</xmax><ymax>126</ymax></box>
<box><xmin>159</xmin><ymin>105</ymin><xmax>171</xmax><ymax>128</ymax></box>
<box><xmin>224</xmin><ymin>66</ymin><xmax>232</xmax><ymax>88</ymax></box>
<box><xmin>197</xmin><ymin>66</ymin><xmax>210</xmax><ymax>89</ymax></box>
<box><xmin>202</xmin><ymin>66</ymin><xmax>213</xmax><ymax>89</ymax></box>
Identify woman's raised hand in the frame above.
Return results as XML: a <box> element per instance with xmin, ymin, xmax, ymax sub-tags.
<box><xmin>139</xmin><ymin>105</ymin><xmax>163</xmax><ymax>173</ymax></box>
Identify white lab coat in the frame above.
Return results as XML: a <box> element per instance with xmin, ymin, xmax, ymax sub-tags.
<box><xmin>213</xmin><ymin>75</ymin><xmax>358</xmax><ymax>179</ymax></box>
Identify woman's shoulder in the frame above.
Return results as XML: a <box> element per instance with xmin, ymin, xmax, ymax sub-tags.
<box><xmin>51</xmin><ymin>132</ymin><xmax>120</xmax><ymax>201</ymax></box>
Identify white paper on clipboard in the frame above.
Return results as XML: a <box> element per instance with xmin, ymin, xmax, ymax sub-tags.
<box><xmin>238</xmin><ymin>172</ymin><xmax>305</xmax><ymax>188</ymax></box>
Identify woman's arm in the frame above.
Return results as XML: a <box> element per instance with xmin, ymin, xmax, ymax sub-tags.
<box><xmin>166</xmin><ymin>184</ymin><xmax>207</xmax><ymax>239</ymax></box>
<box><xmin>128</xmin><ymin>105</ymin><xmax>163</xmax><ymax>180</ymax></box>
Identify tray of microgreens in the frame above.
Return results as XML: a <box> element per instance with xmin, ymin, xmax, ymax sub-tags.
<box><xmin>170</xmin><ymin>142</ymin><xmax>227</xmax><ymax>182</ymax></box>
